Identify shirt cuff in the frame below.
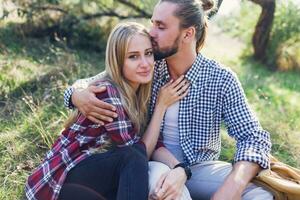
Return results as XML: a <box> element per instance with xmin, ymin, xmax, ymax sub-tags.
<box><xmin>63</xmin><ymin>86</ymin><xmax>75</xmax><ymax>109</ymax></box>
<box><xmin>234</xmin><ymin>147</ymin><xmax>270</xmax><ymax>169</ymax></box>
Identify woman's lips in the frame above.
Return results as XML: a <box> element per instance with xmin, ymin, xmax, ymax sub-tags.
<box><xmin>137</xmin><ymin>71</ymin><xmax>151</xmax><ymax>76</ymax></box>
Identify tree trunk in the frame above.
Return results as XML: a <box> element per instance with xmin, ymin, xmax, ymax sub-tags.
<box><xmin>249</xmin><ymin>0</ymin><xmax>276</xmax><ymax>61</ymax></box>
<box><xmin>208</xmin><ymin>0</ymin><xmax>223</xmax><ymax>18</ymax></box>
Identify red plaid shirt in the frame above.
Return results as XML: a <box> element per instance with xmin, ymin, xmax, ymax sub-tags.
<box><xmin>25</xmin><ymin>80</ymin><xmax>156</xmax><ymax>200</ymax></box>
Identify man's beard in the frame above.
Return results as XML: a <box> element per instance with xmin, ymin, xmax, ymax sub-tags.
<box><xmin>153</xmin><ymin>36</ymin><xmax>180</xmax><ymax>61</ymax></box>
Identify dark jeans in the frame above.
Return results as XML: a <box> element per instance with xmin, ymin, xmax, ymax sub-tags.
<box><xmin>58</xmin><ymin>143</ymin><xmax>149</xmax><ymax>200</ymax></box>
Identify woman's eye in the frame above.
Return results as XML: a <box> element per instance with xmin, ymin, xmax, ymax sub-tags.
<box><xmin>129</xmin><ymin>55</ymin><xmax>138</xmax><ymax>59</ymax></box>
<box><xmin>146</xmin><ymin>51</ymin><xmax>153</xmax><ymax>56</ymax></box>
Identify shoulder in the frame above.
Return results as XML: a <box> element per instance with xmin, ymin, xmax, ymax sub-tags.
<box><xmin>200</xmin><ymin>55</ymin><xmax>239</xmax><ymax>84</ymax></box>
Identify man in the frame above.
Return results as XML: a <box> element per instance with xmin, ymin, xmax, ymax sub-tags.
<box><xmin>63</xmin><ymin>0</ymin><xmax>273</xmax><ymax>199</ymax></box>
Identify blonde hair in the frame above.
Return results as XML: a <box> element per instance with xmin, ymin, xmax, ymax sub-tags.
<box><xmin>65</xmin><ymin>22</ymin><xmax>152</xmax><ymax>135</ymax></box>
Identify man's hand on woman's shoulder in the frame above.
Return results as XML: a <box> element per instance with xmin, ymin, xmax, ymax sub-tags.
<box><xmin>72</xmin><ymin>85</ymin><xmax>118</xmax><ymax>125</ymax></box>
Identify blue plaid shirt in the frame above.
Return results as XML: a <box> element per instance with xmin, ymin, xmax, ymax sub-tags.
<box><xmin>148</xmin><ymin>54</ymin><xmax>271</xmax><ymax>168</ymax></box>
<box><xmin>64</xmin><ymin>54</ymin><xmax>271</xmax><ymax>169</ymax></box>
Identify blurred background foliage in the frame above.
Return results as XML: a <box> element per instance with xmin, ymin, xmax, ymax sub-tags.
<box><xmin>220</xmin><ymin>0</ymin><xmax>300</xmax><ymax>71</ymax></box>
<box><xmin>1</xmin><ymin>0</ymin><xmax>155</xmax><ymax>51</ymax></box>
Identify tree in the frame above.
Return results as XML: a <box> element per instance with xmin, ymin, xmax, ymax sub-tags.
<box><xmin>12</xmin><ymin>0</ymin><xmax>223</xmax><ymax>36</ymax></box>
<box><xmin>5</xmin><ymin>0</ymin><xmax>223</xmax><ymax>50</ymax></box>
<box><xmin>248</xmin><ymin>0</ymin><xmax>276</xmax><ymax>62</ymax></box>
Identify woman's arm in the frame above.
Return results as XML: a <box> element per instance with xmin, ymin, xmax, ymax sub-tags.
<box><xmin>151</xmin><ymin>147</ymin><xmax>180</xmax><ymax>168</ymax></box>
<box><xmin>141</xmin><ymin>76</ymin><xmax>190</xmax><ymax>158</ymax></box>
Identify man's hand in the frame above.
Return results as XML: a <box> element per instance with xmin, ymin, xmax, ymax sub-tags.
<box><xmin>72</xmin><ymin>85</ymin><xmax>117</xmax><ymax>124</ymax></box>
<box><xmin>149</xmin><ymin>167</ymin><xmax>187</xmax><ymax>200</ymax></box>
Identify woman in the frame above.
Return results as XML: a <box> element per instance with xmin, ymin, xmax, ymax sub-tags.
<box><xmin>25</xmin><ymin>22</ymin><xmax>189</xmax><ymax>200</ymax></box>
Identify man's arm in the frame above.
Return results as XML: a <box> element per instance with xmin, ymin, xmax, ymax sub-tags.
<box><xmin>214</xmin><ymin>69</ymin><xmax>271</xmax><ymax>199</ymax></box>
<box><xmin>212</xmin><ymin>161</ymin><xmax>260</xmax><ymax>200</ymax></box>
<box><xmin>64</xmin><ymin>72</ymin><xmax>105</xmax><ymax>109</ymax></box>
<box><xmin>63</xmin><ymin>72</ymin><xmax>117</xmax><ymax>124</ymax></box>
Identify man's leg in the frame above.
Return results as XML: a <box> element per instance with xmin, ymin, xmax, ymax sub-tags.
<box><xmin>148</xmin><ymin>161</ymin><xmax>192</xmax><ymax>200</ymax></box>
<box><xmin>186</xmin><ymin>161</ymin><xmax>273</xmax><ymax>200</ymax></box>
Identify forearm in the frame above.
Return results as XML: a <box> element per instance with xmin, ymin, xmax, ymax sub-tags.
<box><xmin>64</xmin><ymin>72</ymin><xmax>106</xmax><ymax>109</ymax></box>
<box><xmin>63</xmin><ymin>78</ymin><xmax>92</xmax><ymax>109</ymax></box>
<box><xmin>142</xmin><ymin>105</ymin><xmax>167</xmax><ymax>158</ymax></box>
<box><xmin>151</xmin><ymin>147</ymin><xmax>180</xmax><ymax>168</ymax></box>
<box><xmin>73</xmin><ymin>72</ymin><xmax>106</xmax><ymax>88</ymax></box>
<box><xmin>222</xmin><ymin>161</ymin><xmax>261</xmax><ymax>193</ymax></box>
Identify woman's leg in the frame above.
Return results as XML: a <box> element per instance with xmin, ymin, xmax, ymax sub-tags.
<box><xmin>59</xmin><ymin>143</ymin><xmax>148</xmax><ymax>200</ymax></box>
<box><xmin>116</xmin><ymin>143</ymin><xmax>149</xmax><ymax>200</ymax></box>
<box><xmin>58</xmin><ymin>183</ymin><xmax>107</xmax><ymax>200</ymax></box>
<box><xmin>148</xmin><ymin>161</ymin><xmax>192</xmax><ymax>200</ymax></box>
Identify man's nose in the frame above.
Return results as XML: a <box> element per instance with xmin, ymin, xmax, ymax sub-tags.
<box><xmin>149</xmin><ymin>27</ymin><xmax>156</xmax><ymax>38</ymax></box>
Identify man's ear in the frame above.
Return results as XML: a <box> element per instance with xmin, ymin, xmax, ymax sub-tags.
<box><xmin>183</xmin><ymin>27</ymin><xmax>196</xmax><ymax>40</ymax></box>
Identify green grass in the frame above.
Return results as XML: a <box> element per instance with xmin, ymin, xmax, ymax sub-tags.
<box><xmin>222</xmin><ymin>56</ymin><xmax>300</xmax><ymax>166</ymax></box>
<box><xmin>0</xmin><ymin>21</ymin><xmax>105</xmax><ymax>199</ymax></box>
<box><xmin>213</xmin><ymin>0</ymin><xmax>300</xmax><ymax>167</ymax></box>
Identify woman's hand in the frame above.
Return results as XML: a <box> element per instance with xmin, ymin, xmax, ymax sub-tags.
<box><xmin>149</xmin><ymin>167</ymin><xmax>187</xmax><ymax>200</ymax></box>
<box><xmin>156</xmin><ymin>75</ymin><xmax>190</xmax><ymax>110</ymax></box>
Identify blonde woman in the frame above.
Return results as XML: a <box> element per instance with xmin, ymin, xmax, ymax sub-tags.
<box><xmin>25</xmin><ymin>22</ymin><xmax>189</xmax><ymax>200</ymax></box>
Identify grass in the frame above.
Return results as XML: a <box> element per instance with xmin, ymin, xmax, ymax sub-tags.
<box><xmin>0</xmin><ymin>21</ymin><xmax>105</xmax><ymax>199</ymax></box>
<box><xmin>1</xmin><ymin>11</ymin><xmax>300</xmax><ymax>200</ymax></box>
<box><xmin>212</xmin><ymin>0</ymin><xmax>300</xmax><ymax>167</ymax></box>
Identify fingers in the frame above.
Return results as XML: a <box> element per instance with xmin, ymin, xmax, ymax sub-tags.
<box><xmin>164</xmin><ymin>195</ymin><xmax>179</xmax><ymax>200</ymax></box>
<box><xmin>170</xmin><ymin>75</ymin><xmax>185</xmax><ymax>89</ymax></box>
<box><xmin>88</xmin><ymin>85</ymin><xmax>117</xmax><ymax>111</ymax></box>
<box><xmin>89</xmin><ymin>112</ymin><xmax>114</xmax><ymax>123</ymax></box>
<box><xmin>171</xmin><ymin>80</ymin><xmax>189</xmax><ymax>102</ymax></box>
<box><xmin>91</xmin><ymin>85</ymin><xmax>107</xmax><ymax>93</ymax></box>
<box><xmin>149</xmin><ymin>173</ymin><xmax>167</xmax><ymax>200</ymax></box>
<box><xmin>179</xmin><ymin>87</ymin><xmax>189</xmax><ymax>99</ymax></box>
<box><xmin>166</xmin><ymin>75</ymin><xmax>189</xmax><ymax>94</ymax></box>
<box><xmin>173</xmin><ymin>79</ymin><xmax>189</xmax><ymax>93</ymax></box>
<box><xmin>155</xmin><ymin>187</ymin><xmax>168</xmax><ymax>199</ymax></box>
<box><xmin>155</xmin><ymin>173</ymin><xmax>167</xmax><ymax>193</ymax></box>
<box><xmin>162</xmin><ymin>79</ymin><xmax>174</xmax><ymax>89</ymax></box>
<box><xmin>93</xmin><ymin>96</ymin><xmax>117</xmax><ymax>112</ymax></box>
<box><xmin>84</xmin><ymin>96</ymin><xmax>117</xmax><ymax>123</ymax></box>
<box><xmin>177</xmin><ymin>82</ymin><xmax>190</xmax><ymax>97</ymax></box>
<box><xmin>91</xmin><ymin>106</ymin><xmax>118</xmax><ymax>120</ymax></box>
<box><xmin>159</xmin><ymin>184</ymin><xmax>181</xmax><ymax>200</ymax></box>
<box><xmin>87</xmin><ymin>116</ymin><xmax>105</xmax><ymax>125</ymax></box>
<box><xmin>153</xmin><ymin>173</ymin><xmax>173</xmax><ymax>200</ymax></box>
<box><xmin>159</xmin><ymin>180</ymin><xmax>176</xmax><ymax>199</ymax></box>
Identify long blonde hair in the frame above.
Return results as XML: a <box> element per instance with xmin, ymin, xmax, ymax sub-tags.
<box><xmin>65</xmin><ymin>22</ymin><xmax>153</xmax><ymax>134</ymax></box>
<box><xmin>105</xmin><ymin>22</ymin><xmax>152</xmax><ymax>134</ymax></box>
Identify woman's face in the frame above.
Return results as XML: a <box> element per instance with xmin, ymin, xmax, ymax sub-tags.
<box><xmin>123</xmin><ymin>33</ymin><xmax>154</xmax><ymax>91</ymax></box>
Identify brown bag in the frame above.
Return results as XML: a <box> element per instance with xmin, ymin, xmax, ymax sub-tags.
<box><xmin>253</xmin><ymin>155</ymin><xmax>300</xmax><ymax>200</ymax></box>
